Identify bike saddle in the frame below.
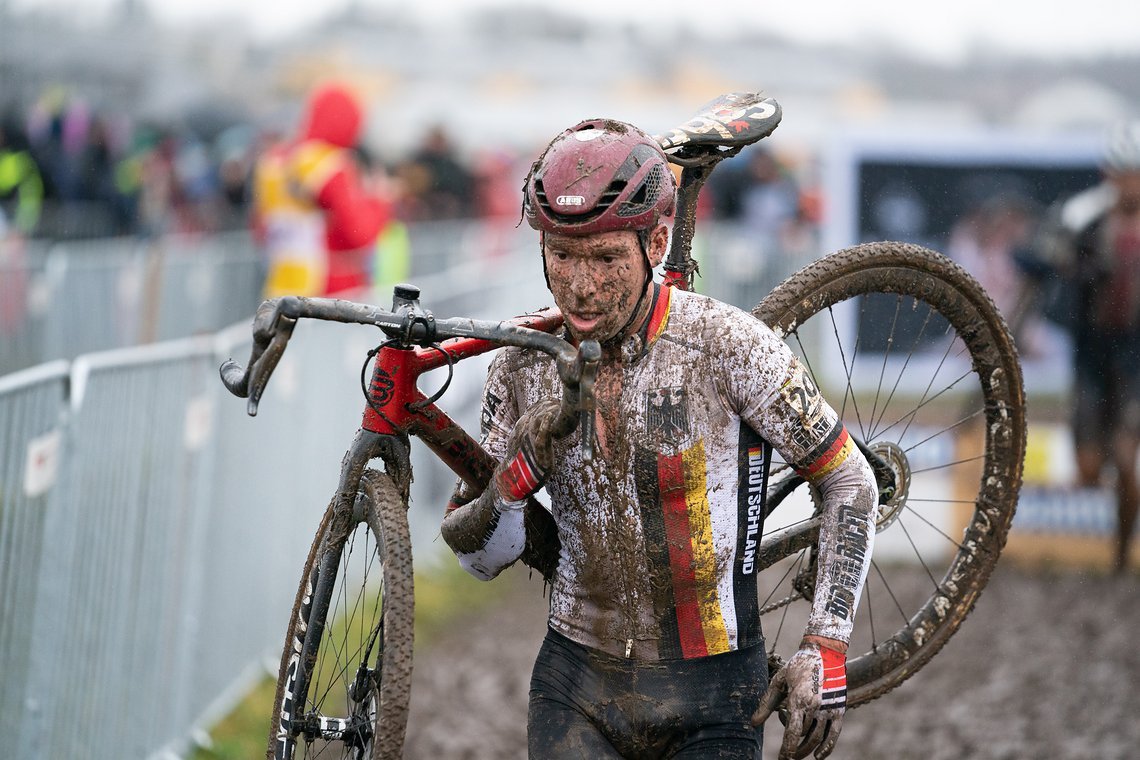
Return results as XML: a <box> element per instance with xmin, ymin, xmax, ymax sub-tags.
<box><xmin>655</xmin><ymin>92</ymin><xmax>782</xmax><ymax>153</ymax></box>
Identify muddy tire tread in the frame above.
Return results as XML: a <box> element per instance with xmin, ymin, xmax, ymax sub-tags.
<box><xmin>753</xmin><ymin>241</ymin><xmax>1026</xmax><ymax>707</ymax></box>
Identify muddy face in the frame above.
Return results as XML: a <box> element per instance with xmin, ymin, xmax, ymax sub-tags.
<box><xmin>543</xmin><ymin>229</ymin><xmax>664</xmax><ymax>345</ymax></box>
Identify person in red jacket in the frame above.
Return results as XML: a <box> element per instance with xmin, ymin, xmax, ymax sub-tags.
<box><xmin>252</xmin><ymin>83</ymin><xmax>390</xmax><ymax>297</ymax></box>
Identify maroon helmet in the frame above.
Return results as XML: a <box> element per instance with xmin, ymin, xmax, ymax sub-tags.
<box><xmin>524</xmin><ymin>118</ymin><xmax>676</xmax><ymax>236</ymax></box>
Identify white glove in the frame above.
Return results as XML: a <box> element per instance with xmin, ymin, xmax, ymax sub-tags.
<box><xmin>752</xmin><ymin>641</ymin><xmax>847</xmax><ymax>759</ymax></box>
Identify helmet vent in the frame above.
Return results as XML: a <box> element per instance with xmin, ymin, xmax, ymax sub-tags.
<box><xmin>534</xmin><ymin>178</ymin><xmax>624</xmax><ymax>225</ymax></box>
<box><xmin>617</xmin><ymin>164</ymin><xmax>667</xmax><ymax>218</ymax></box>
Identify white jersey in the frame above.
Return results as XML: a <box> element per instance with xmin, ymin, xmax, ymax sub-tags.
<box><xmin>452</xmin><ymin>285</ymin><xmax>877</xmax><ymax>661</ymax></box>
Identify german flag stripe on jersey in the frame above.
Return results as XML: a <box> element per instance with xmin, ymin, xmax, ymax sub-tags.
<box><xmin>635</xmin><ymin>448</ymin><xmax>682</xmax><ymax>659</ymax></box>
<box><xmin>657</xmin><ymin>440</ymin><xmax>731</xmax><ymax>659</ymax></box>
<box><xmin>642</xmin><ymin>283</ymin><xmax>673</xmax><ymax>347</ymax></box>
<box><xmin>796</xmin><ymin>421</ymin><xmax>855</xmax><ymax>481</ymax></box>
<box><xmin>681</xmin><ymin>441</ymin><xmax>731</xmax><ymax>655</ymax></box>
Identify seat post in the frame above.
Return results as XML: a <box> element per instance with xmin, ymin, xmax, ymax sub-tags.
<box><xmin>663</xmin><ymin>163</ymin><xmax>714</xmax><ymax>290</ymax></box>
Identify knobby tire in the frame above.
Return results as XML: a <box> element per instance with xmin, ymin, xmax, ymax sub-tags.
<box><xmin>267</xmin><ymin>469</ymin><xmax>415</xmax><ymax>759</ymax></box>
<box><xmin>753</xmin><ymin>241</ymin><xmax>1026</xmax><ymax>706</ymax></box>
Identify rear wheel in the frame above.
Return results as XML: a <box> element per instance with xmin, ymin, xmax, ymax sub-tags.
<box><xmin>753</xmin><ymin>241</ymin><xmax>1025</xmax><ymax>706</ymax></box>
<box><xmin>268</xmin><ymin>469</ymin><xmax>415</xmax><ymax>759</ymax></box>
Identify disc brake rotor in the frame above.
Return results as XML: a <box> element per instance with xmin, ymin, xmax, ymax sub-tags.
<box><xmin>869</xmin><ymin>440</ymin><xmax>910</xmax><ymax>531</ymax></box>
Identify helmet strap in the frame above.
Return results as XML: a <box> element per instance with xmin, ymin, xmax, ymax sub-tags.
<box><xmin>608</xmin><ymin>232</ymin><xmax>655</xmax><ymax>347</ymax></box>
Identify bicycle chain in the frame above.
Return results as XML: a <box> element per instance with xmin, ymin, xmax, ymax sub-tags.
<box><xmin>758</xmin><ymin>593</ymin><xmax>803</xmax><ymax>616</ymax></box>
<box><xmin>759</xmin><ymin>565</ymin><xmax>815</xmax><ymax>615</ymax></box>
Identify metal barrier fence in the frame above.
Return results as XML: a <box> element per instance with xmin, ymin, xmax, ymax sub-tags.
<box><xmin>0</xmin><ymin>220</ymin><xmax>814</xmax><ymax>378</ymax></box>
<box><xmin>0</xmin><ymin>220</ymin><xmax>819</xmax><ymax>758</ymax></box>
<box><xmin>0</xmin><ymin>233</ymin><xmax>265</xmax><ymax>377</ymax></box>
<box><xmin>0</xmin><ymin>243</ymin><xmax>557</xmax><ymax>758</ymax></box>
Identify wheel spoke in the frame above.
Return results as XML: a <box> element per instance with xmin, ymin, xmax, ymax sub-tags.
<box><xmin>826</xmin><ymin>304</ymin><xmax>867</xmax><ymax>435</ymax></box>
<box><xmin>901</xmin><ymin>407</ymin><xmax>984</xmax><ymax>454</ymax></box>
<box><xmin>770</xmin><ymin>551</ymin><xmax>807</xmax><ymax>650</ymax></box>
<box><xmin>910</xmin><ymin>453</ymin><xmax>986</xmax><ymax>476</ymax></box>
<box><xmin>863</xmin><ymin>573</ymin><xmax>877</xmax><ymax>653</ymax></box>
<box><xmin>869</xmin><ymin>298</ymin><xmax>937</xmax><ymax>440</ymax></box>
<box><xmin>897</xmin><ymin>329</ymin><xmax>969</xmax><ymax>444</ymax></box>
<box><xmin>896</xmin><ymin>516</ymin><xmax>940</xmax><ymax>588</ymax></box>
<box><xmin>907</xmin><ymin>497</ymin><xmax>977</xmax><ymax>505</ymax></box>
<box><xmin>868</xmin><ymin>295</ymin><xmax>903</xmax><ymax>437</ymax></box>
<box><xmin>760</xmin><ymin>550</ymin><xmax>804</xmax><ymax>610</ymax></box>
<box><xmin>871</xmin><ymin>559</ymin><xmax>909</xmax><ymax>624</ymax></box>
<box><xmin>872</xmin><ymin>365</ymin><xmax>976</xmax><ymax>444</ymax></box>
<box><xmin>901</xmin><ymin>504</ymin><xmax>969</xmax><ymax>551</ymax></box>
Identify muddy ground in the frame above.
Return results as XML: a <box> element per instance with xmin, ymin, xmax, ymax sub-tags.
<box><xmin>404</xmin><ymin>562</ymin><xmax>1138</xmax><ymax>760</ymax></box>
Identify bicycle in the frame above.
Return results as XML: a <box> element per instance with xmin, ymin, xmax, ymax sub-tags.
<box><xmin>220</xmin><ymin>92</ymin><xmax>1026</xmax><ymax>759</ymax></box>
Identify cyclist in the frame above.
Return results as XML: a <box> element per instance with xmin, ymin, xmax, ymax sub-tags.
<box><xmin>1043</xmin><ymin>120</ymin><xmax>1140</xmax><ymax>572</ymax></box>
<box><xmin>440</xmin><ymin>118</ymin><xmax>878</xmax><ymax>759</ymax></box>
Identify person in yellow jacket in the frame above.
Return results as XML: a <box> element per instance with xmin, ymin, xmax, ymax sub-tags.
<box><xmin>0</xmin><ymin>113</ymin><xmax>43</xmax><ymax>237</ymax></box>
<box><xmin>252</xmin><ymin>83</ymin><xmax>390</xmax><ymax>297</ymax></box>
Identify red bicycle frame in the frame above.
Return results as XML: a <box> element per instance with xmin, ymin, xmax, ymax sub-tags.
<box><xmin>360</xmin><ymin>308</ymin><xmax>566</xmax><ymax>493</ymax></box>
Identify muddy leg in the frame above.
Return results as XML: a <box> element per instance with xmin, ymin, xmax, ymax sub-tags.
<box><xmin>1112</xmin><ymin>433</ymin><xmax>1139</xmax><ymax>572</ymax></box>
<box><xmin>1074</xmin><ymin>442</ymin><xmax>1104</xmax><ymax>488</ymax></box>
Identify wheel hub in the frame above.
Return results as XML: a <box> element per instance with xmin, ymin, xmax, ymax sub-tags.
<box><xmin>870</xmin><ymin>440</ymin><xmax>910</xmax><ymax>531</ymax></box>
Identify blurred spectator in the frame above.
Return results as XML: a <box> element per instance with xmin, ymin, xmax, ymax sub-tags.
<box><xmin>1042</xmin><ymin>120</ymin><xmax>1140</xmax><ymax>572</ymax></box>
<box><xmin>469</xmin><ymin>148</ymin><xmax>522</xmax><ymax>262</ymax></box>
<box><xmin>472</xmin><ymin>148</ymin><xmax>519</xmax><ymax>219</ymax></box>
<box><xmin>947</xmin><ymin>194</ymin><xmax>1036</xmax><ymax>329</ymax></box>
<box><xmin>351</xmin><ymin>142</ymin><xmax>410</xmax><ymax>299</ymax></box>
<box><xmin>738</xmin><ymin>147</ymin><xmax>801</xmax><ymax>240</ymax></box>
<box><xmin>29</xmin><ymin>108</ymin><xmax>78</xmax><ymax>206</ymax></box>
<box><xmin>0</xmin><ymin>111</ymin><xmax>45</xmax><ymax>237</ymax></box>
<box><xmin>214</xmin><ymin>125</ymin><xmax>257</xmax><ymax>231</ymax></box>
<box><xmin>251</xmin><ymin>82</ymin><xmax>391</xmax><ymax>297</ymax></box>
<box><xmin>134</xmin><ymin>127</ymin><xmax>183</xmax><ymax>239</ymax></box>
<box><xmin>707</xmin><ymin>145</ymin><xmax>809</xmax><ymax>306</ymax></box>
<box><xmin>709</xmin><ymin>146</ymin><xmax>799</xmax><ymax>229</ymax></box>
<box><xmin>74</xmin><ymin>114</ymin><xmax>133</xmax><ymax>235</ymax></box>
<box><xmin>0</xmin><ymin>110</ymin><xmax>41</xmax><ymax>338</ymax></box>
<box><xmin>400</xmin><ymin>125</ymin><xmax>474</xmax><ymax>220</ymax></box>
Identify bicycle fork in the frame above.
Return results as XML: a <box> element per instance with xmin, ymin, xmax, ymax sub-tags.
<box><xmin>275</xmin><ymin>430</ymin><xmax>405</xmax><ymax>757</ymax></box>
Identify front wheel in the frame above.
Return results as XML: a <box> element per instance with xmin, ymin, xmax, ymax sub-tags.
<box><xmin>753</xmin><ymin>241</ymin><xmax>1026</xmax><ymax>707</ymax></box>
<box><xmin>267</xmin><ymin>469</ymin><xmax>415</xmax><ymax>760</ymax></box>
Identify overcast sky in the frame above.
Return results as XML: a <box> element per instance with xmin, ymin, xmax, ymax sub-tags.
<box><xmin>11</xmin><ymin>0</ymin><xmax>1140</xmax><ymax>63</ymax></box>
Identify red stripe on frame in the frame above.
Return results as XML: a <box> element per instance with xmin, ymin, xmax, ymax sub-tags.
<box><xmin>658</xmin><ymin>451</ymin><xmax>707</xmax><ymax>658</ymax></box>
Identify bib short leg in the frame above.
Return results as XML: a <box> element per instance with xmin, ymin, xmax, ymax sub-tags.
<box><xmin>528</xmin><ymin>628</ymin><xmax>767</xmax><ymax>759</ymax></box>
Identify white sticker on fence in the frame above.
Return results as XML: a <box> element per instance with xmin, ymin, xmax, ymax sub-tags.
<box><xmin>24</xmin><ymin>429</ymin><xmax>62</xmax><ymax>497</ymax></box>
<box><xmin>184</xmin><ymin>395</ymin><xmax>214</xmax><ymax>451</ymax></box>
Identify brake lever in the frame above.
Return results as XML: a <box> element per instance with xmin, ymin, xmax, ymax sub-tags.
<box><xmin>245</xmin><ymin>315</ymin><xmax>296</xmax><ymax>415</ymax></box>
<box><xmin>218</xmin><ymin>299</ymin><xmax>297</xmax><ymax>416</ymax></box>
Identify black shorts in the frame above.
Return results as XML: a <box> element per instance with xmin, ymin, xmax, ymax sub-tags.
<box><xmin>1073</xmin><ymin>331</ymin><xmax>1140</xmax><ymax>446</ymax></box>
<box><xmin>528</xmin><ymin>628</ymin><xmax>767</xmax><ymax>759</ymax></box>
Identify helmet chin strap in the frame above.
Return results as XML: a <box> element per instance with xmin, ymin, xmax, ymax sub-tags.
<box><xmin>604</xmin><ymin>232</ymin><xmax>654</xmax><ymax>348</ymax></box>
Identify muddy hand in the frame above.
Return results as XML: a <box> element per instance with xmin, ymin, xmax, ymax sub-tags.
<box><xmin>752</xmin><ymin>642</ymin><xmax>847</xmax><ymax>759</ymax></box>
<box><xmin>494</xmin><ymin>398</ymin><xmax>563</xmax><ymax>502</ymax></box>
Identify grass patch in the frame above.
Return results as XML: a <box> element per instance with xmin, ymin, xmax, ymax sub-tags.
<box><xmin>188</xmin><ymin>559</ymin><xmax>508</xmax><ymax>759</ymax></box>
